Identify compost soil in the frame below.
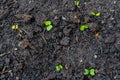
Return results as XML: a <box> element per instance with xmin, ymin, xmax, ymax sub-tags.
<box><xmin>0</xmin><ymin>0</ymin><xmax>120</xmax><ymax>80</ymax></box>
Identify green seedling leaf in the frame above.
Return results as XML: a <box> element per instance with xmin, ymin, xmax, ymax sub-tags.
<box><xmin>80</xmin><ymin>24</ymin><xmax>89</xmax><ymax>31</ymax></box>
<box><xmin>84</xmin><ymin>69</ymin><xmax>89</xmax><ymax>75</ymax></box>
<box><xmin>46</xmin><ymin>25</ymin><xmax>53</xmax><ymax>31</ymax></box>
<box><xmin>90</xmin><ymin>69</ymin><xmax>95</xmax><ymax>76</ymax></box>
<box><xmin>96</xmin><ymin>12</ymin><xmax>101</xmax><ymax>17</ymax></box>
<box><xmin>74</xmin><ymin>1</ymin><xmax>80</xmax><ymax>7</ymax></box>
<box><xmin>44</xmin><ymin>20</ymin><xmax>52</xmax><ymax>26</ymax></box>
<box><xmin>12</xmin><ymin>24</ymin><xmax>19</xmax><ymax>30</ymax></box>
<box><xmin>90</xmin><ymin>11</ymin><xmax>101</xmax><ymax>17</ymax></box>
<box><xmin>90</xmin><ymin>12</ymin><xmax>96</xmax><ymax>16</ymax></box>
<box><xmin>55</xmin><ymin>65</ymin><xmax>63</xmax><ymax>72</ymax></box>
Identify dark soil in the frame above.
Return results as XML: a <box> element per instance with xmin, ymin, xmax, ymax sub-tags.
<box><xmin>0</xmin><ymin>0</ymin><xmax>120</xmax><ymax>80</ymax></box>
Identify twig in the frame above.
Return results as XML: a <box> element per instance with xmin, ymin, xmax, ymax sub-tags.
<box><xmin>0</xmin><ymin>53</ymin><xmax>6</xmax><ymax>57</ymax></box>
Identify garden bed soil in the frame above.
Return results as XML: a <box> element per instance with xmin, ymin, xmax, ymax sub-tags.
<box><xmin>0</xmin><ymin>0</ymin><xmax>120</xmax><ymax>80</ymax></box>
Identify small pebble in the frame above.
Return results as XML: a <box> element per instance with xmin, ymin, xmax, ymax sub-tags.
<box><xmin>95</xmin><ymin>69</ymin><xmax>99</xmax><ymax>73</ymax></box>
<box><xmin>94</xmin><ymin>55</ymin><xmax>97</xmax><ymax>59</ymax></box>
<box><xmin>8</xmin><ymin>70</ymin><xmax>13</xmax><ymax>77</ymax></box>
<box><xmin>80</xmin><ymin>59</ymin><xmax>83</xmax><ymax>63</ymax></box>
<box><xmin>14</xmin><ymin>48</ymin><xmax>18</xmax><ymax>51</ymax></box>
<box><xmin>16</xmin><ymin>77</ymin><xmax>20</xmax><ymax>80</ymax></box>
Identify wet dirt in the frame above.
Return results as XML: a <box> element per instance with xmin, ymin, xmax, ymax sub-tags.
<box><xmin>0</xmin><ymin>0</ymin><xmax>120</xmax><ymax>80</ymax></box>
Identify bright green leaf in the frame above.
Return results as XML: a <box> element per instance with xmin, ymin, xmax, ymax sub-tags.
<box><xmin>44</xmin><ymin>20</ymin><xmax>52</xmax><ymax>26</ymax></box>
<box><xmin>11</xmin><ymin>24</ymin><xmax>19</xmax><ymax>30</ymax></box>
<box><xmin>55</xmin><ymin>65</ymin><xmax>63</xmax><ymax>72</ymax></box>
<box><xmin>80</xmin><ymin>24</ymin><xmax>89</xmax><ymax>31</ymax></box>
<box><xmin>46</xmin><ymin>25</ymin><xmax>53</xmax><ymax>31</ymax></box>
<box><xmin>15</xmin><ymin>24</ymin><xmax>19</xmax><ymax>29</ymax></box>
<box><xmin>84</xmin><ymin>69</ymin><xmax>89</xmax><ymax>75</ymax></box>
<box><xmin>74</xmin><ymin>1</ymin><xmax>80</xmax><ymax>7</ymax></box>
<box><xmin>90</xmin><ymin>12</ymin><xmax>96</xmax><ymax>16</ymax></box>
<box><xmin>96</xmin><ymin>12</ymin><xmax>101</xmax><ymax>17</ymax></box>
<box><xmin>90</xmin><ymin>69</ymin><xmax>95</xmax><ymax>76</ymax></box>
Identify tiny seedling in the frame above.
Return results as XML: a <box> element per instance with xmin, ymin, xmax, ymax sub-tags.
<box><xmin>84</xmin><ymin>69</ymin><xmax>89</xmax><ymax>75</ymax></box>
<box><xmin>80</xmin><ymin>24</ymin><xmax>89</xmax><ymax>31</ymax></box>
<box><xmin>74</xmin><ymin>1</ymin><xmax>80</xmax><ymax>7</ymax></box>
<box><xmin>84</xmin><ymin>68</ymin><xmax>95</xmax><ymax>76</ymax></box>
<box><xmin>90</xmin><ymin>12</ymin><xmax>101</xmax><ymax>17</ymax></box>
<box><xmin>90</xmin><ymin>69</ymin><xmax>95</xmax><ymax>76</ymax></box>
<box><xmin>44</xmin><ymin>20</ymin><xmax>52</xmax><ymax>26</ymax></box>
<box><xmin>11</xmin><ymin>24</ymin><xmax>23</xmax><ymax>33</ymax></box>
<box><xmin>11</xmin><ymin>24</ymin><xmax>19</xmax><ymax>30</ymax></box>
<box><xmin>46</xmin><ymin>25</ymin><xmax>53</xmax><ymax>31</ymax></box>
<box><xmin>55</xmin><ymin>64</ymin><xmax>63</xmax><ymax>72</ymax></box>
<box><xmin>95</xmin><ymin>12</ymin><xmax>101</xmax><ymax>17</ymax></box>
<box><xmin>44</xmin><ymin>20</ymin><xmax>53</xmax><ymax>31</ymax></box>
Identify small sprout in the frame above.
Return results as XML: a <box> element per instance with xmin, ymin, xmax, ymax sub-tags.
<box><xmin>55</xmin><ymin>64</ymin><xmax>63</xmax><ymax>72</ymax></box>
<box><xmin>80</xmin><ymin>24</ymin><xmax>89</xmax><ymax>31</ymax></box>
<box><xmin>12</xmin><ymin>24</ymin><xmax>19</xmax><ymax>30</ymax></box>
<box><xmin>90</xmin><ymin>12</ymin><xmax>96</xmax><ymax>16</ymax></box>
<box><xmin>95</xmin><ymin>12</ymin><xmax>101</xmax><ymax>17</ymax></box>
<box><xmin>19</xmin><ymin>29</ymin><xmax>23</xmax><ymax>33</ymax></box>
<box><xmin>90</xmin><ymin>69</ymin><xmax>95</xmax><ymax>76</ymax></box>
<box><xmin>46</xmin><ymin>25</ymin><xmax>53</xmax><ymax>31</ymax></box>
<box><xmin>74</xmin><ymin>1</ymin><xmax>80</xmax><ymax>7</ymax></box>
<box><xmin>90</xmin><ymin>11</ymin><xmax>101</xmax><ymax>17</ymax></box>
<box><xmin>84</xmin><ymin>68</ymin><xmax>95</xmax><ymax>76</ymax></box>
<box><xmin>84</xmin><ymin>69</ymin><xmax>89</xmax><ymax>75</ymax></box>
<box><xmin>44</xmin><ymin>20</ymin><xmax>53</xmax><ymax>31</ymax></box>
<box><xmin>44</xmin><ymin>20</ymin><xmax>52</xmax><ymax>26</ymax></box>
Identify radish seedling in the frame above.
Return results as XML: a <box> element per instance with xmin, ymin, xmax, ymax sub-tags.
<box><xmin>74</xmin><ymin>1</ymin><xmax>80</xmax><ymax>7</ymax></box>
<box><xmin>80</xmin><ymin>24</ymin><xmax>89</xmax><ymax>31</ymax></box>
<box><xmin>44</xmin><ymin>20</ymin><xmax>53</xmax><ymax>31</ymax></box>
<box><xmin>56</xmin><ymin>64</ymin><xmax>63</xmax><ymax>72</ymax></box>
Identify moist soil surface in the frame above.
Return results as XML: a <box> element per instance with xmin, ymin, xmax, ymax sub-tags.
<box><xmin>0</xmin><ymin>0</ymin><xmax>120</xmax><ymax>80</ymax></box>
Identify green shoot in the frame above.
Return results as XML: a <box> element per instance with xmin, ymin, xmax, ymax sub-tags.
<box><xmin>44</xmin><ymin>20</ymin><xmax>52</xmax><ymax>26</ymax></box>
<box><xmin>84</xmin><ymin>69</ymin><xmax>89</xmax><ymax>75</ymax></box>
<box><xmin>90</xmin><ymin>69</ymin><xmax>95</xmax><ymax>76</ymax></box>
<box><xmin>55</xmin><ymin>64</ymin><xmax>63</xmax><ymax>72</ymax></box>
<box><xmin>46</xmin><ymin>25</ymin><xmax>53</xmax><ymax>31</ymax></box>
<box><xmin>80</xmin><ymin>24</ymin><xmax>89</xmax><ymax>31</ymax></box>
<box><xmin>90</xmin><ymin>12</ymin><xmax>96</xmax><ymax>16</ymax></box>
<box><xmin>84</xmin><ymin>68</ymin><xmax>95</xmax><ymax>76</ymax></box>
<box><xmin>90</xmin><ymin>11</ymin><xmax>101</xmax><ymax>17</ymax></box>
<box><xmin>44</xmin><ymin>20</ymin><xmax>53</xmax><ymax>31</ymax></box>
<box><xmin>95</xmin><ymin>12</ymin><xmax>101</xmax><ymax>17</ymax></box>
<box><xmin>74</xmin><ymin>1</ymin><xmax>80</xmax><ymax>7</ymax></box>
<box><xmin>11</xmin><ymin>24</ymin><xmax>19</xmax><ymax>30</ymax></box>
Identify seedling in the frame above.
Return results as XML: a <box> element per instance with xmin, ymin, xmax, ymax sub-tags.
<box><xmin>80</xmin><ymin>24</ymin><xmax>89</xmax><ymax>31</ymax></box>
<box><xmin>74</xmin><ymin>1</ymin><xmax>80</xmax><ymax>7</ymax></box>
<box><xmin>84</xmin><ymin>69</ymin><xmax>89</xmax><ymax>75</ymax></box>
<box><xmin>11</xmin><ymin>24</ymin><xmax>19</xmax><ymax>30</ymax></box>
<box><xmin>46</xmin><ymin>25</ymin><xmax>53</xmax><ymax>31</ymax></box>
<box><xmin>11</xmin><ymin>24</ymin><xmax>23</xmax><ymax>33</ymax></box>
<box><xmin>55</xmin><ymin>64</ymin><xmax>63</xmax><ymax>72</ymax></box>
<box><xmin>84</xmin><ymin>68</ymin><xmax>95</xmax><ymax>76</ymax></box>
<box><xmin>90</xmin><ymin>69</ymin><xmax>95</xmax><ymax>76</ymax></box>
<box><xmin>44</xmin><ymin>20</ymin><xmax>53</xmax><ymax>31</ymax></box>
<box><xmin>95</xmin><ymin>12</ymin><xmax>101</xmax><ymax>17</ymax></box>
<box><xmin>90</xmin><ymin>11</ymin><xmax>101</xmax><ymax>17</ymax></box>
<box><xmin>44</xmin><ymin>20</ymin><xmax>52</xmax><ymax>26</ymax></box>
